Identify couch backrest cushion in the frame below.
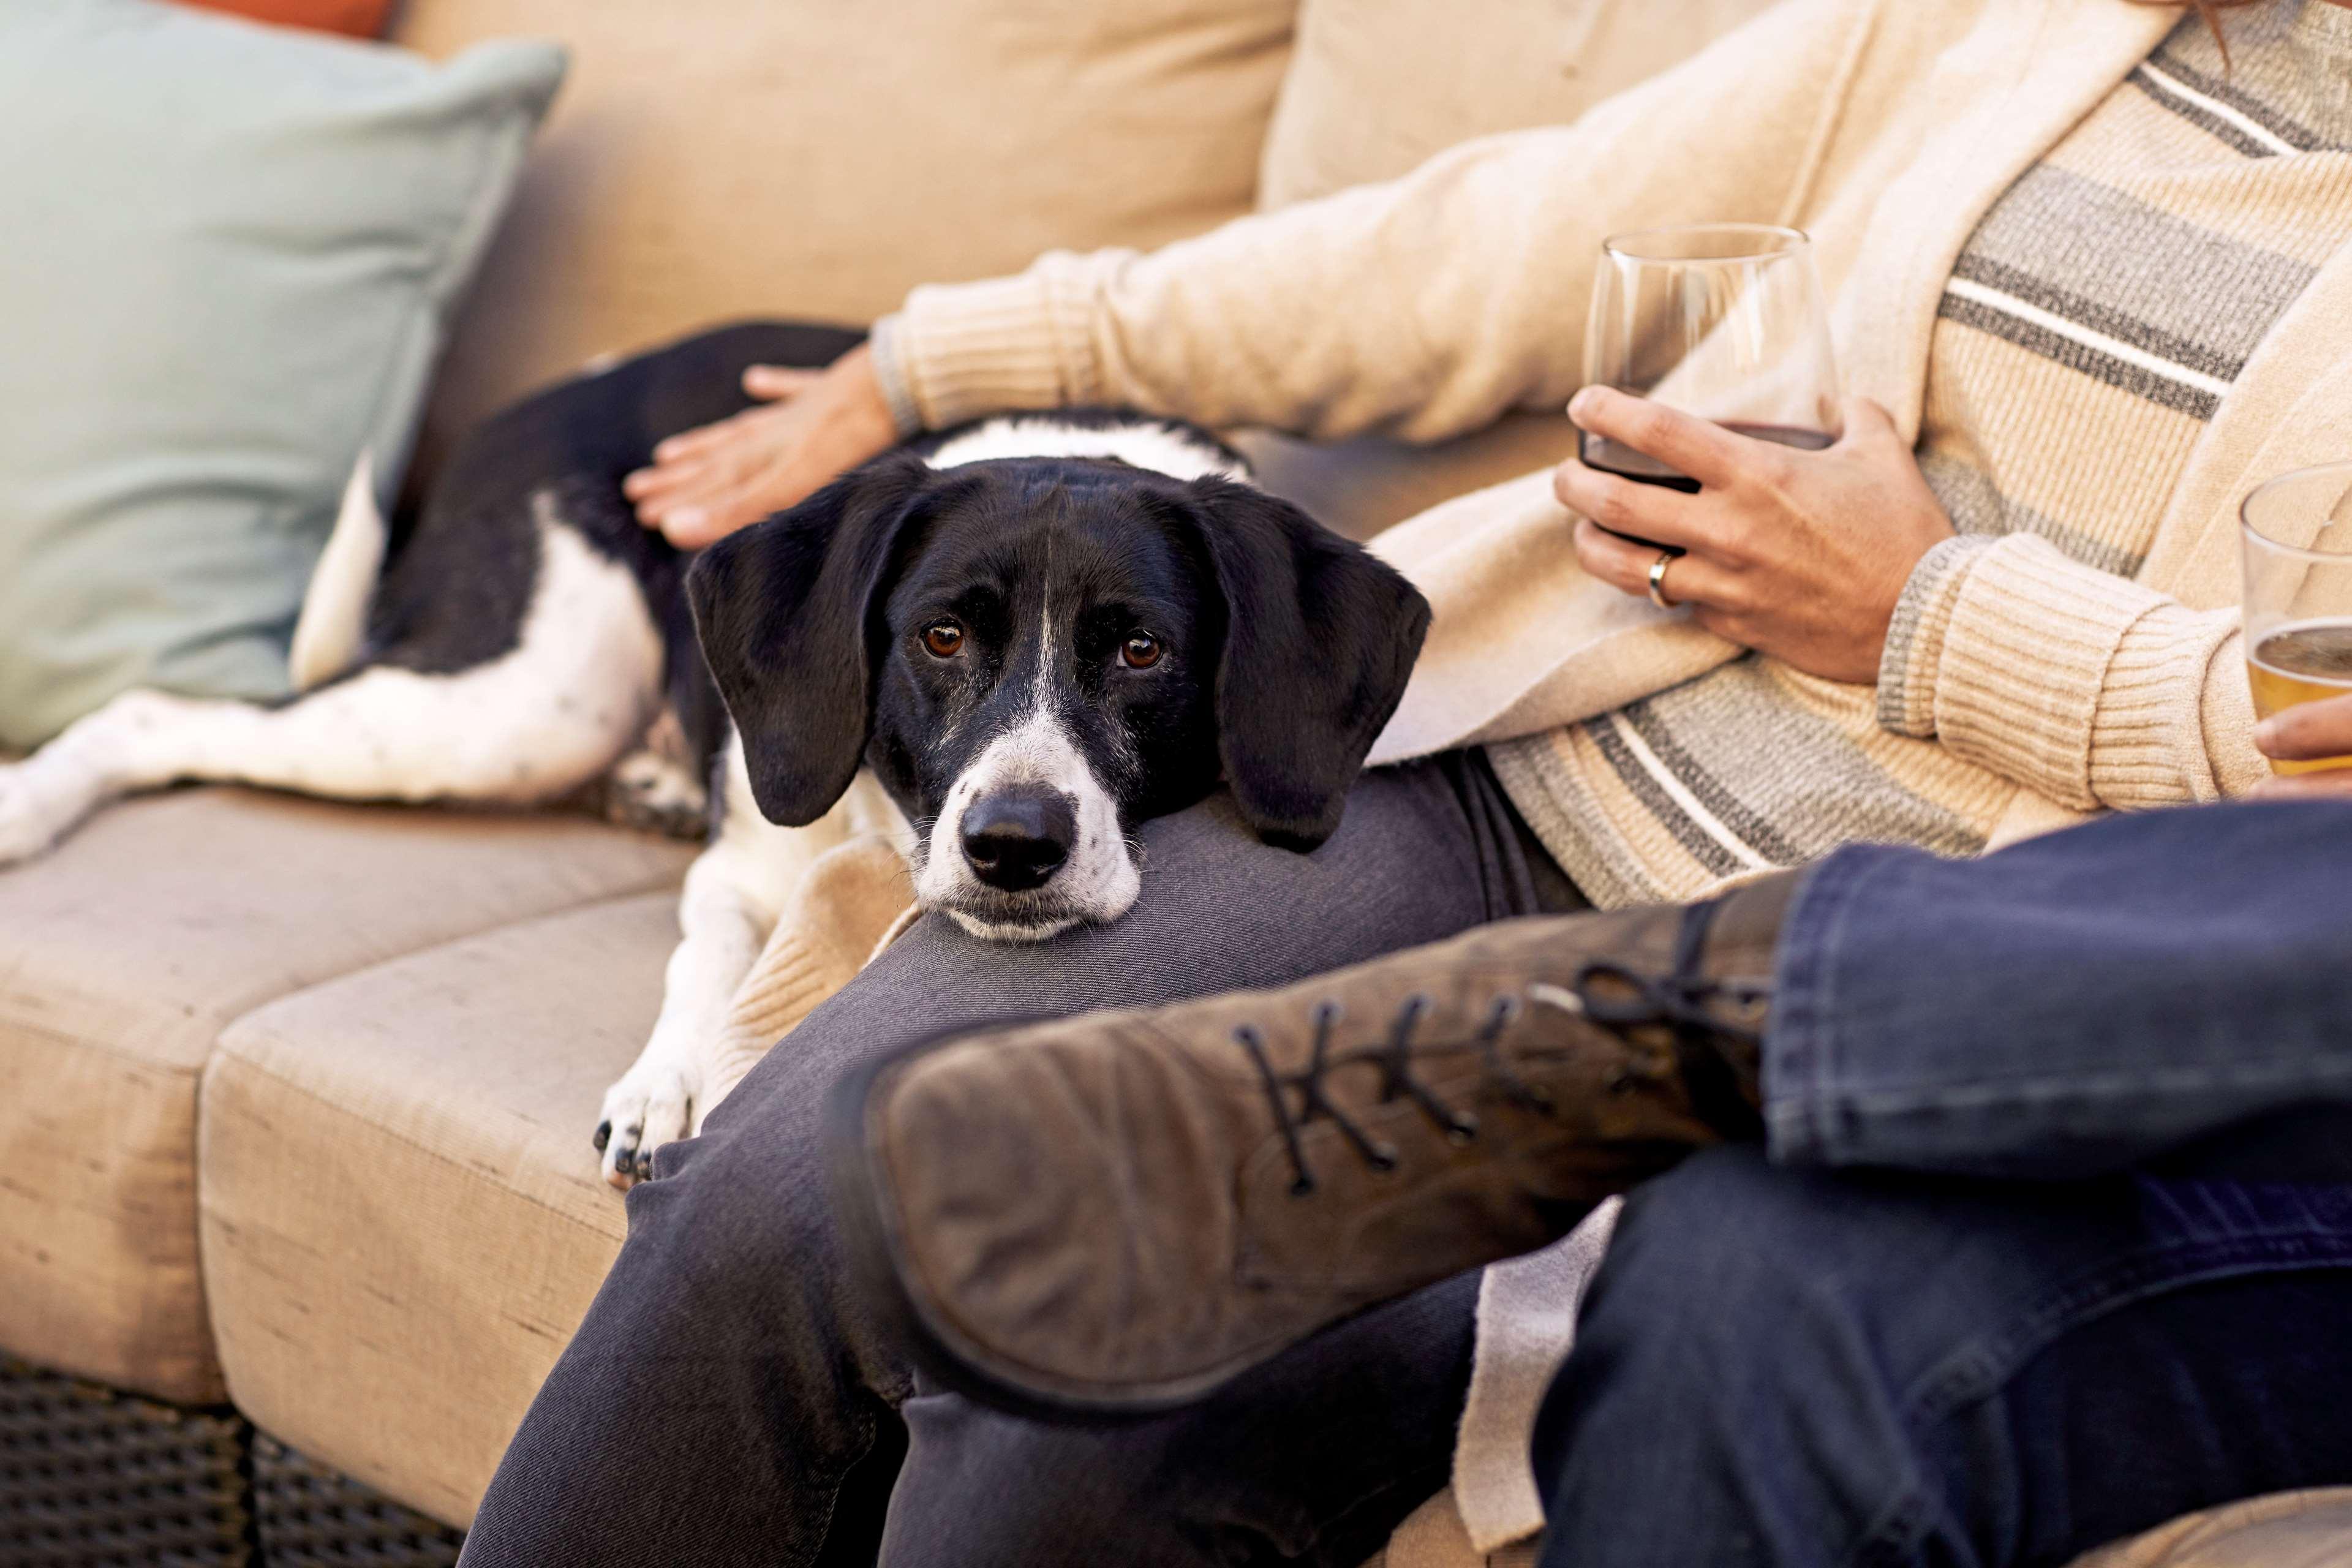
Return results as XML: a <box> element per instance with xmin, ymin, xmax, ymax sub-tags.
<box><xmin>1257</xmin><ymin>0</ymin><xmax>1779</xmax><ymax>209</ymax></box>
<box><xmin>394</xmin><ymin>0</ymin><xmax>1298</xmax><ymax>461</ymax></box>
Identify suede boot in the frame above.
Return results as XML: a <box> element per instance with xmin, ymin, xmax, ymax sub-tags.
<box><xmin>826</xmin><ymin>872</ymin><xmax>1800</xmax><ymax>1416</ymax></box>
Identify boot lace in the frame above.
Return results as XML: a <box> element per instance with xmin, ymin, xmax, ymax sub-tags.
<box><xmin>1234</xmin><ymin>993</ymin><xmax>1499</xmax><ymax>1197</ymax></box>
<box><xmin>1234</xmin><ymin>901</ymin><xmax>1768</xmax><ymax>1196</ymax></box>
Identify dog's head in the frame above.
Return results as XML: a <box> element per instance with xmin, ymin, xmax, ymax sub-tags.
<box><xmin>688</xmin><ymin>442</ymin><xmax>1429</xmax><ymax>940</ymax></box>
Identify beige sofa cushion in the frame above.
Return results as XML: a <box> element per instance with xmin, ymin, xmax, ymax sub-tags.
<box><xmin>1237</xmin><ymin>0</ymin><xmax>1781</xmax><ymax>545</ymax></box>
<box><xmin>393</xmin><ymin>0</ymin><xmax>1298</xmax><ymax>462</ymax></box>
<box><xmin>1256</xmin><ymin>0</ymin><xmax>1777</xmax><ymax>209</ymax></box>
<box><xmin>0</xmin><ymin>788</ymin><xmax>688</xmax><ymax>1403</ymax></box>
<box><xmin>200</xmin><ymin>893</ymin><xmax>675</xmax><ymax>1525</ymax></box>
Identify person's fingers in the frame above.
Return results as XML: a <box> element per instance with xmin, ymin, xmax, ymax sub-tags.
<box><xmin>625</xmin><ymin>456</ymin><xmax>723</xmax><ymax>511</ymax></box>
<box><xmin>2255</xmin><ymin>692</ymin><xmax>2352</xmax><ymax>761</ymax></box>
<box><xmin>2248</xmin><ymin>768</ymin><xmax>2352</xmax><ymax>801</ymax></box>
<box><xmin>1841</xmin><ymin>396</ymin><xmax>1901</xmax><ymax>443</ymax></box>
<box><xmin>658</xmin><ymin>506</ymin><xmax>718</xmax><ymax>548</ymax></box>
<box><xmin>659</xmin><ymin>484</ymin><xmax>775</xmax><ymax>549</ymax></box>
<box><xmin>1552</xmin><ymin>458</ymin><xmax>1709</xmax><ymax>550</ymax></box>
<box><xmin>1570</xmin><ymin>518</ymin><xmax>1744</xmax><ymax>609</ymax></box>
<box><xmin>743</xmin><ymin>364</ymin><xmax>823</xmax><ymax>401</ymax></box>
<box><xmin>650</xmin><ymin>410</ymin><xmax>762</xmax><ymax>465</ymax></box>
<box><xmin>630</xmin><ymin>458</ymin><xmax>757</xmax><ymax>529</ymax></box>
<box><xmin>1568</xmin><ymin>386</ymin><xmax>1749</xmax><ymax>490</ymax></box>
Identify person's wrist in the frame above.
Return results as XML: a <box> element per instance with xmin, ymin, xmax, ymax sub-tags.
<box><xmin>826</xmin><ymin>344</ymin><xmax>903</xmax><ymax>449</ymax></box>
<box><xmin>860</xmin><ymin>320</ymin><xmax>925</xmax><ymax>439</ymax></box>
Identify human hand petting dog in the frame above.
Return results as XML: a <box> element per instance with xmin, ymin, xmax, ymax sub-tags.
<box><xmin>1557</xmin><ymin>389</ymin><xmax>1954</xmax><ymax>685</ymax></box>
<box><xmin>623</xmin><ymin>342</ymin><xmax>899</xmax><ymax>548</ymax></box>
<box><xmin>2253</xmin><ymin>692</ymin><xmax>2352</xmax><ymax>797</ymax></box>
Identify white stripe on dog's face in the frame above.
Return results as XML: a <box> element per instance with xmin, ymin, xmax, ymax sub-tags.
<box><xmin>911</xmin><ymin>588</ymin><xmax>1140</xmax><ymax>940</ymax></box>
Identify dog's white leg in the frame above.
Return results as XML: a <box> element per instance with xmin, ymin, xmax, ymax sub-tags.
<box><xmin>597</xmin><ymin>740</ymin><xmax>812</xmax><ymax>1188</ymax></box>
<box><xmin>595</xmin><ymin>835</ymin><xmax>774</xmax><ymax>1188</ymax></box>
<box><xmin>0</xmin><ymin>523</ymin><xmax>665</xmax><ymax>867</ymax></box>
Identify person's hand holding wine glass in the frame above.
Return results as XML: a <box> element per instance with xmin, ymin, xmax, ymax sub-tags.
<box><xmin>1555</xmin><ymin>225</ymin><xmax>1953</xmax><ymax>687</ymax></box>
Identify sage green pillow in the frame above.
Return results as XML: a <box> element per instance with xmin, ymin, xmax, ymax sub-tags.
<box><xmin>0</xmin><ymin>0</ymin><xmax>564</xmax><ymax>748</ymax></box>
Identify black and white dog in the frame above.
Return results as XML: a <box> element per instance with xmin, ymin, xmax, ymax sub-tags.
<box><xmin>0</xmin><ymin>323</ymin><xmax>1429</xmax><ymax>1185</ymax></box>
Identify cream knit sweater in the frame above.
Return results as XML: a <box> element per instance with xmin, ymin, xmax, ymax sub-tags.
<box><xmin>714</xmin><ymin>0</ymin><xmax>2352</xmax><ymax>1551</ymax></box>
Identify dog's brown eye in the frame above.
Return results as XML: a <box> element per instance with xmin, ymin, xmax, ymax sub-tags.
<box><xmin>922</xmin><ymin>621</ymin><xmax>965</xmax><ymax>658</ymax></box>
<box><xmin>1121</xmin><ymin>633</ymin><xmax>1162</xmax><ymax>669</ymax></box>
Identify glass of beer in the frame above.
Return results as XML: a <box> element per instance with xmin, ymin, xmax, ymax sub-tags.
<box><xmin>2242</xmin><ymin>462</ymin><xmax>2352</xmax><ymax>775</ymax></box>
<box><xmin>1578</xmin><ymin>224</ymin><xmax>1842</xmax><ymax>495</ymax></box>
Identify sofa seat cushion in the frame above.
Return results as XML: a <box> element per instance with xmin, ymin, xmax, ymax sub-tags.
<box><xmin>199</xmin><ymin>893</ymin><xmax>676</xmax><ymax>1526</ymax></box>
<box><xmin>0</xmin><ymin>788</ymin><xmax>690</xmax><ymax>1403</ymax></box>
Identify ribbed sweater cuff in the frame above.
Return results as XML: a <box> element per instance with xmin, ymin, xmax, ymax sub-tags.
<box><xmin>864</xmin><ymin>315</ymin><xmax>924</xmax><ymax>439</ymax></box>
<box><xmin>1877</xmin><ymin>533</ymin><xmax>1993</xmax><ymax>737</ymax></box>
<box><xmin>892</xmin><ymin>250</ymin><xmax>1126</xmax><ymax>428</ymax></box>
<box><xmin>1932</xmin><ymin>533</ymin><xmax>2171</xmax><ymax>811</ymax></box>
<box><xmin>2089</xmin><ymin>603</ymin><xmax>2249</xmax><ymax>807</ymax></box>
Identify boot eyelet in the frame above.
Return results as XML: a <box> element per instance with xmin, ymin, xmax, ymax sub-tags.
<box><xmin>1448</xmin><ymin>1115</ymin><xmax>1480</xmax><ymax>1145</ymax></box>
<box><xmin>1289</xmin><ymin>1177</ymin><xmax>1318</xmax><ymax>1198</ymax></box>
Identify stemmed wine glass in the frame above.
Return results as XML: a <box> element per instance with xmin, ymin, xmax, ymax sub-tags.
<box><xmin>1579</xmin><ymin>224</ymin><xmax>1842</xmax><ymax>493</ymax></box>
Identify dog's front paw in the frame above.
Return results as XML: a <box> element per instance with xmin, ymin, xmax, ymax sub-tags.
<box><xmin>595</xmin><ymin>1055</ymin><xmax>700</xmax><ymax>1190</ymax></box>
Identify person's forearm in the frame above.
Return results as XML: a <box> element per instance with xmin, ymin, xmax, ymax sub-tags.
<box><xmin>1877</xmin><ymin>533</ymin><xmax>2263</xmax><ymax>809</ymax></box>
<box><xmin>880</xmin><ymin>0</ymin><xmax>1868</xmax><ymax>442</ymax></box>
<box><xmin>1763</xmin><ymin>802</ymin><xmax>2352</xmax><ymax>1179</ymax></box>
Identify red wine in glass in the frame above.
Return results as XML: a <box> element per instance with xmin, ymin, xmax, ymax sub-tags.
<box><xmin>1577</xmin><ymin>225</ymin><xmax>1843</xmax><ymax>547</ymax></box>
<box><xmin>1579</xmin><ymin>421</ymin><xmax>1836</xmax><ymax>494</ymax></box>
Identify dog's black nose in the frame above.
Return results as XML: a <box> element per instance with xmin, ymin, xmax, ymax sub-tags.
<box><xmin>961</xmin><ymin>788</ymin><xmax>1077</xmax><ymax>892</ymax></box>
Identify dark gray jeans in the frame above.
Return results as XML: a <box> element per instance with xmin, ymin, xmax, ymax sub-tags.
<box><xmin>460</xmin><ymin>754</ymin><xmax>1574</xmax><ymax>1568</ymax></box>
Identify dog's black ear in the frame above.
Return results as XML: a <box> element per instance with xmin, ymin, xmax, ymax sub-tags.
<box><xmin>687</xmin><ymin>451</ymin><xmax>933</xmax><ymax>826</ymax></box>
<box><xmin>1183</xmin><ymin>478</ymin><xmax>1431</xmax><ymax>851</ymax></box>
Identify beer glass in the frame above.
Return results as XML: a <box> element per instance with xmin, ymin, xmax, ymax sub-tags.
<box><xmin>2241</xmin><ymin>462</ymin><xmax>2352</xmax><ymax>775</ymax></box>
<box><xmin>1579</xmin><ymin>224</ymin><xmax>1842</xmax><ymax>493</ymax></box>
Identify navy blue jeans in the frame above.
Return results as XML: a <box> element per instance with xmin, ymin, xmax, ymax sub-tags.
<box><xmin>1535</xmin><ymin>801</ymin><xmax>2352</xmax><ymax>1568</ymax></box>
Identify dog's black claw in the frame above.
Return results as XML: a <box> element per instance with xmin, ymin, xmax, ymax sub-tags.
<box><xmin>593</xmin><ymin>1121</ymin><xmax>611</xmax><ymax>1153</ymax></box>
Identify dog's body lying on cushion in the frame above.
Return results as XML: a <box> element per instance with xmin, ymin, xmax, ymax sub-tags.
<box><xmin>0</xmin><ymin>322</ymin><xmax>1429</xmax><ymax>1186</ymax></box>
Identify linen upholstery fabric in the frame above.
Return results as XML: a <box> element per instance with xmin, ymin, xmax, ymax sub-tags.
<box><xmin>0</xmin><ymin>0</ymin><xmax>562</xmax><ymax>748</ymax></box>
<box><xmin>0</xmin><ymin>788</ymin><xmax>688</xmax><ymax>1404</ymax></box>
<box><xmin>390</xmin><ymin>0</ymin><xmax>1297</xmax><ymax>464</ymax></box>
<box><xmin>1256</xmin><ymin>0</ymin><xmax>1776</xmax><ymax>208</ymax></box>
<box><xmin>198</xmin><ymin>894</ymin><xmax>682</xmax><ymax>1526</ymax></box>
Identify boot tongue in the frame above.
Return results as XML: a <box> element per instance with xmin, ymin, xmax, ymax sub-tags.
<box><xmin>1656</xmin><ymin>873</ymin><xmax>1801</xmax><ymax>1142</ymax></box>
<box><xmin>1699</xmin><ymin>868</ymin><xmax>1802</xmax><ymax>986</ymax></box>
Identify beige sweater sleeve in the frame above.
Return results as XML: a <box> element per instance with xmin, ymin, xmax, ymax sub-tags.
<box><xmin>1886</xmin><ymin>533</ymin><xmax>2267</xmax><ymax>810</ymax></box>
<box><xmin>882</xmin><ymin>0</ymin><xmax>1867</xmax><ymax>444</ymax></box>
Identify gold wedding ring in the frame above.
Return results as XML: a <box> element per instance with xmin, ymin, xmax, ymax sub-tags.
<box><xmin>1647</xmin><ymin>548</ymin><xmax>1681</xmax><ymax>611</ymax></box>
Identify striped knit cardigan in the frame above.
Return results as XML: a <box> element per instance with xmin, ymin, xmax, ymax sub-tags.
<box><xmin>714</xmin><ymin>0</ymin><xmax>2352</xmax><ymax>1548</ymax></box>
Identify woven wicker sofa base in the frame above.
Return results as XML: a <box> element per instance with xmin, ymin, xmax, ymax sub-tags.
<box><xmin>1</xmin><ymin>1359</ymin><xmax>464</xmax><ymax>1567</ymax></box>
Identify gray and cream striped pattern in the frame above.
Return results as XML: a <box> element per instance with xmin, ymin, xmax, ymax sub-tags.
<box><xmin>1493</xmin><ymin>1</ymin><xmax>2352</xmax><ymax>907</ymax></box>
